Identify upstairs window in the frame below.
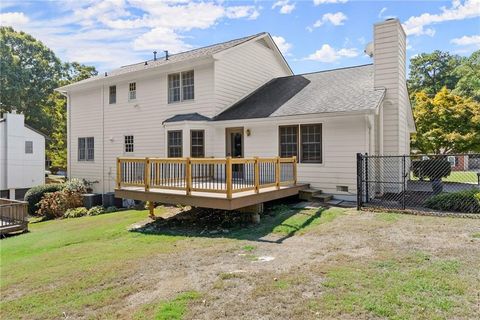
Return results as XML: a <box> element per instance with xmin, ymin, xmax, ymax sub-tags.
<box><xmin>25</xmin><ymin>141</ymin><xmax>33</xmax><ymax>154</ymax></box>
<box><xmin>167</xmin><ymin>131</ymin><xmax>182</xmax><ymax>157</ymax></box>
<box><xmin>78</xmin><ymin>137</ymin><xmax>94</xmax><ymax>161</ymax></box>
<box><xmin>128</xmin><ymin>82</ymin><xmax>136</xmax><ymax>101</ymax></box>
<box><xmin>168</xmin><ymin>70</ymin><xmax>194</xmax><ymax>103</ymax></box>
<box><xmin>109</xmin><ymin>85</ymin><xmax>116</xmax><ymax>104</ymax></box>
<box><xmin>190</xmin><ymin>130</ymin><xmax>205</xmax><ymax>158</ymax></box>
<box><xmin>124</xmin><ymin>135</ymin><xmax>134</xmax><ymax>153</ymax></box>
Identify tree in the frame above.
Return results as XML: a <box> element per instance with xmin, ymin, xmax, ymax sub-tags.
<box><xmin>46</xmin><ymin>63</ymin><xmax>97</xmax><ymax>169</ymax></box>
<box><xmin>453</xmin><ymin>50</ymin><xmax>480</xmax><ymax>102</ymax></box>
<box><xmin>0</xmin><ymin>26</ymin><xmax>63</xmax><ymax>133</ymax></box>
<box><xmin>408</xmin><ymin>51</ymin><xmax>463</xmax><ymax>97</ymax></box>
<box><xmin>411</xmin><ymin>87</ymin><xmax>480</xmax><ymax>154</ymax></box>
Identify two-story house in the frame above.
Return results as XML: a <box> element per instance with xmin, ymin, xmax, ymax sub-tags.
<box><xmin>57</xmin><ymin>19</ymin><xmax>415</xmax><ymax>206</ymax></box>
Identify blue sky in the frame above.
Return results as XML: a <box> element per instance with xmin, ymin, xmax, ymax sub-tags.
<box><xmin>0</xmin><ymin>0</ymin><xmax>479</xmax><ymax>74</ymax></box>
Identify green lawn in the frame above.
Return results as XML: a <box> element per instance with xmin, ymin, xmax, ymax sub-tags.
<box><xmin>1</xmin><ymin>206</ymin><xmax>478</xmax><ymax>319</ymax></box>
<box><xmin>411</xmin><ymin>171</ymin><xmax>479</xmax><ymax>184</ymax></box>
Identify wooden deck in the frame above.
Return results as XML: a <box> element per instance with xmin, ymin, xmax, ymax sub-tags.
<box><xmin>115</xmin><ymin>156</ymin><xmax>307</xmax><ymax>211</ymax></box>
<box><xmin>0</xmin><ymin>199</ymin><xmax>28</xmax><ymax>235</ymax></box>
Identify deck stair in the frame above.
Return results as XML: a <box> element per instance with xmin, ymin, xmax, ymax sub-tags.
<box><xmin>299</xmin><ymin>188</ymin><xmax>333</xmax><ymax>202</ymax></box>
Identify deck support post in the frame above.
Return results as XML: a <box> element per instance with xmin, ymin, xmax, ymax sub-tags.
<box><xmin>254</xmin><ymin>157</ymin><xmax>260</xmax><ymax>193</ymax></box>
<box><xmin>226</xmin><ymin>156</ymin><xmax>232</xmax><ymax>199</ymax></box>
<box><xmin>186</xmin><ymin>158</ymin><xmax>192</xmax><ymax>195</ymax></box>
<box><xmin>145</xmin><ymin>157</ymin><xmax>150</xmax><ymax>192</ymax></box>
<box><xmin>147</xmin><ymin>201</ymin><xmax>155</xmax><ymax>219</ymax></box>
<box><xmin>116</xmin><ymin>158</ymin><xmax>121</xmax><ymax>189</ymax></box>
<box><xmin>293</xmin><ymin>156</ymin><xmax>297</xmax><ymax>185</ymax></box>
<box><xmin>275</xmin><ymin>156</ymin><xmax>280</xmax><ymax>190</ymax></box>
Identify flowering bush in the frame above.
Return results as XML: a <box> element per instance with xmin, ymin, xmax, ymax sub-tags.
<box><xmin>63</xmin><ymin>178</ymin><xmax>87</xmax><ymax>194</ymax></box>
<box><xmin>87</xmin><ymin>206</ymin><xmax>105</xmax><ymax>216</ymax></box>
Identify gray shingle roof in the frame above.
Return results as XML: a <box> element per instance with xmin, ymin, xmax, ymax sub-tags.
<box><xmin>58</xmin><ymin>33</ymin><xmax>266</xmax><ymax>90</ymax></box>
<box><xmin>214</xmin><ymin>64</ymin><xmax>385</xmax><ymax>121</ymax></box>
<box><xmin>163</xmin><ymin>113</ymin><xmax>211</xmax><ymax>123</ymax></box>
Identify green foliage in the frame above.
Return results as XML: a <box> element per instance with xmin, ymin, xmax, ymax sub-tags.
<box><xmin>64</xmin><ymin>207</ymin><xmax>88</xmax><ymax>218</ymax></box>
<box><xmin>105</xmin><ymin>206</ymin><xmax>119</xmax><ymax>213</ymax></box>
<box><xmin>63</xmin><ymin>178</ymin><xmax>87</xmax><ymax>194</ymax></box>
<box><xmin>87</xmin><ymin>206</ymin><xmax>105</xmax><ymax>216</ymax></box>
<box><xmin>411</xmin><ymin>88</ymin><xmax>480</xmax><ymax>154</ymax></box>
<box><xmin>0</xmin><ymin>27</ymin><xmax>97</xmax><ymax>168</ymax></box>
<box><xmin>408</xmin><ymin>50</ymin><xmax>463</xmax><ymax>96</ymax></box>
<box><xmin>24</xmin><ymin>184</ymin><xmax>64</xmax><ymax>215</ymax></box>
<box><xmin>411</xmin><ymin>159</ymin><xmax>452</xmax><ymax>180</ymax></box>
<box><xmin>424</xmin><ymin>190</ymin><xmax>480</xmax><ymax>213</ymax></box>
<box><xmin>154</xmin><ymin>291</ymin><xmax>201</xmax><ymax>320</ymax></box>
<box><xmin>453</xmin><ymin>50</ymin><xmax>480</xmax><ymax>102</ymax></box>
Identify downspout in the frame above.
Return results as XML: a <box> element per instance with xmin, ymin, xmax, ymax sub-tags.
<box><xmin>102</xmin><ymin>85</ymin><xmax>105</xmax><ymax>199</ymax></box>
<box><xmin>57</xmin><ymin>90</ymin><xmax>71</xmax><ymax>179</ymax></box>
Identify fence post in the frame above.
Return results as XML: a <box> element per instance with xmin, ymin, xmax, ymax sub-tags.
<box><xmin>116</xmin><ymin>158</ymin><xmax>121</xmax><ymax>189</ymax></box>
<box><xmin>275</xmin><ymin>156</ymin><xmax>280</xmax><ymax>190</ymax></box>
<box><xmin>144</xmin><ymin>157</ymin><xmax>150</xmax><ymax>192</ymax></box>
<box><xmin>402</xmin><ymin>155</ymin><xmax>406</xmax><ymax>210</ymax></box>
<box><xmin>356</xmin><ymin>153</ymin><xmax>363</xmax><ymax>210</ymax></box>
<box><xmin>185</xmin><ymin>158</ymin><xmax>192</xmax><ymax>195</ymax></box>
<box><xmin>365</xmin><ymin>153</ymin><xmax>369</xmax><ymax>203</ymax></box>
<box><xmin>254</xmin><ymin>157</ymin><xmax>259</xmax><ymax>193</ymax></box>
<box><xmin>226</xmin><ymin>156</ymin><xmax>232</xmax><ymax>199</ymax></box>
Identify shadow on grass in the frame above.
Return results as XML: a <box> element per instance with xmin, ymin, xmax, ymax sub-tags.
<box><xmin>130</xmin><ymin>199</ymin><xmax>328</xmax><ymax>244</ymax></box>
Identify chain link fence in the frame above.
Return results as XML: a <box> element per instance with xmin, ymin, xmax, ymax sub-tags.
<box><xmin>357</xmin><ymin>153</ymin><xmax>480</xmax><ymax>213</ymax></box>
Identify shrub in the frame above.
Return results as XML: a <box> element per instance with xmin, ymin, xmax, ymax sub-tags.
<box><xmin>64</xmin><ymin>207</ymin><xmax>88</xmax><ymax>218</ymax></box>
<box><xmin>36</xmin><ymin>190</ymin><xmax>84</xmax><ymax>219</ymax></box>
<box><xmin>105</xmin><ymin>206</ymin><xmax>118</xmax><ymax>213</ymax></box>
<box><xmin>63</xmin><ymin>178</ymin><xmax>87</xmax><ymax>194</ymax></box>
<box><xmin>424</xmin><ymin>189</ymin><xmax>480</xmax><ymax>213</ymax></box>
<box><xmin>412</xmin><ymin>159</ymin><xmax>452</xmax><ymax>180</ymax></box>
<box><xmin>24</xmin><ymin>184</ymin><xmax>64</xmax><ymax>215</ymax></box>
<box><xmin>87</xmin><ymin>206</ymin><xmax>105</xmax><ymax>216</ymax></box>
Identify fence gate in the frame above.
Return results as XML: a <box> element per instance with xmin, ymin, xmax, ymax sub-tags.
<box><xmin>356</xmin><ymin>153</ymin><xmax>480</xmax><ymax>213</ymax></box>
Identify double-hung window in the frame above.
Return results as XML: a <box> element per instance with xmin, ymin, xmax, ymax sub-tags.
<box><xmin>124</xmin><ymin>135</ymin><xmax>134</xmax><ymax>153</ymax></box>
<box><xmin>109</xmin><ymin>85</ymin><xmax>116</xmax><ymax>104</ymax></box>
<box><xmin>278</xmin><ymin>124</ymin><xmax>322</xmax><ymax>163</ymax></box>
<box><xmin>168</xmin><ymin>70</ymin><xmax>194</xmax><ymax>103</ymax></box>
<box><xmin>128</xmin><ymin>82</ymin><xmax>136</xmax><ymax>101</ymax></box>
<box><xmin>78</xmin><ymin>137</ymin><xmax>94</xmax><ymax>161</ymax></box>
<box><xmin>279</xmin><ymin>126</ymin><xmax>298</xmax><ymax>158</ymax></box>
<box><xmin>300</xmin><ymin>124</ymin><xmax>322</xmax><ymax>163</ymax></box>
<box><xmin>190</xmin><ymin>130</ymin><xmax>205</xmax><ymax>158</ymax></box>
<box><xmin>167</xmin><ymin>131</ymin><xmax>182</xmax><ymax>157</ymax></box>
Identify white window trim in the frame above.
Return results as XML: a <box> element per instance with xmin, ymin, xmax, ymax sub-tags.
<box><xmin>128</xmin><ymin>82</ymin><xmax>137</xmax><ymax>102</ymax></box>
<box><xmin>167</xmin><ymin>70</ymin><xmax>194</xmax><ymax>104</ymax></box>
<box><xmin>124</xmin><ymin>135</ymin><xmax>134</xmax><ymax>154</ymax></box>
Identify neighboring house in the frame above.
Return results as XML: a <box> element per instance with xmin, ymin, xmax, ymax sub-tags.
<box><xmin>57</xmin><ymin>19</ymin><xmax>415</xmax><ymax>201</ymax></box>
<box><xmin>0</xmin><ymin>112</ymin><xmax>46</xmax><ymax>200</ymax></box>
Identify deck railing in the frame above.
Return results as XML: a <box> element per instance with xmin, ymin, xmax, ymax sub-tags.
<box><xmin>117</xmin><ymin>156</ymin><xmax>297</xmax><ymax>199</ymax></box>
<box><xmin>0</xmin><ymin>198</ymin><xmax>28</xmax><ymax>233</ymax></box>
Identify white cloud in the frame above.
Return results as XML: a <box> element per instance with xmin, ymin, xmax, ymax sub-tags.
<box><xmin>0</xmin><ymin>12</ymin><xmax>29</xmax><ymax>28</ymax></box>
<box><xmin>313</xmin><ymin>0</ymin><xmax>348</xmax><ymax>5</ymax></box>
<box><xmin>304</xmin><ymin>44</ymin><xmax>359</xmax><ymax>63</ymax></box>
<box><xmin>272</xmin><ymin>36</ymin><xmax>292</xmax><ymax>55</ymax></box>
<box><xmin>272</xmin><ymin>0</ymin><xmax>295</xmax><ymax>14</ymax></box>
<box><xmin>451</xmin><ymin>34</ymin><xmax>480</xmax><ymax>47</ymax></box>
<box><xmin>308</xmin><ymin>12</ymin><xmax>347</xmax><ymax>30</ymax></box>
<box><xmin>403</xmin><ymin>0</ymin><xmax>480</xmax><ymax>36</ymax></box>
<box><xmin>4</xmin><ymin>1</ymin><xmax>263</xmax><ymax>71</ymax></box>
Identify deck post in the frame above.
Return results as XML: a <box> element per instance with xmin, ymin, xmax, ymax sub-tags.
<box><xmin>116</xmin><ymin>158</ymin><xmax>121</xmax><ymax>189</ymax></box>
<box><xmin>293</xmin><ymin>156</ymin><xmax>297</xmax><ymax>185</ymax></box>
<box><xmin>185</xmin><ymin>158</ymin><xmax>192</xmax><ymax>195</ymax></box>
<box><xmin>226</xmin><ymin>156</ymin><xmax>232</xmax><ymax>199</ymax></box>
<box><xmin>275</xmin><ymin>156</ymin><xmax>280</xmax><ymax>189</ymax></box>
<box><xmin>148</xmin><ymin>201</ymin><xmax>155</xmax><ymax>218</ymax></box>
<box><xmin>254</xmin><ymin>157</ymin><xmax>260</xmax><ymax>193</ymax></box>
<box><xmin>145</xmin><ymin>157</ymin><xmax>150</xmax><ymax>192</ymax></box>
